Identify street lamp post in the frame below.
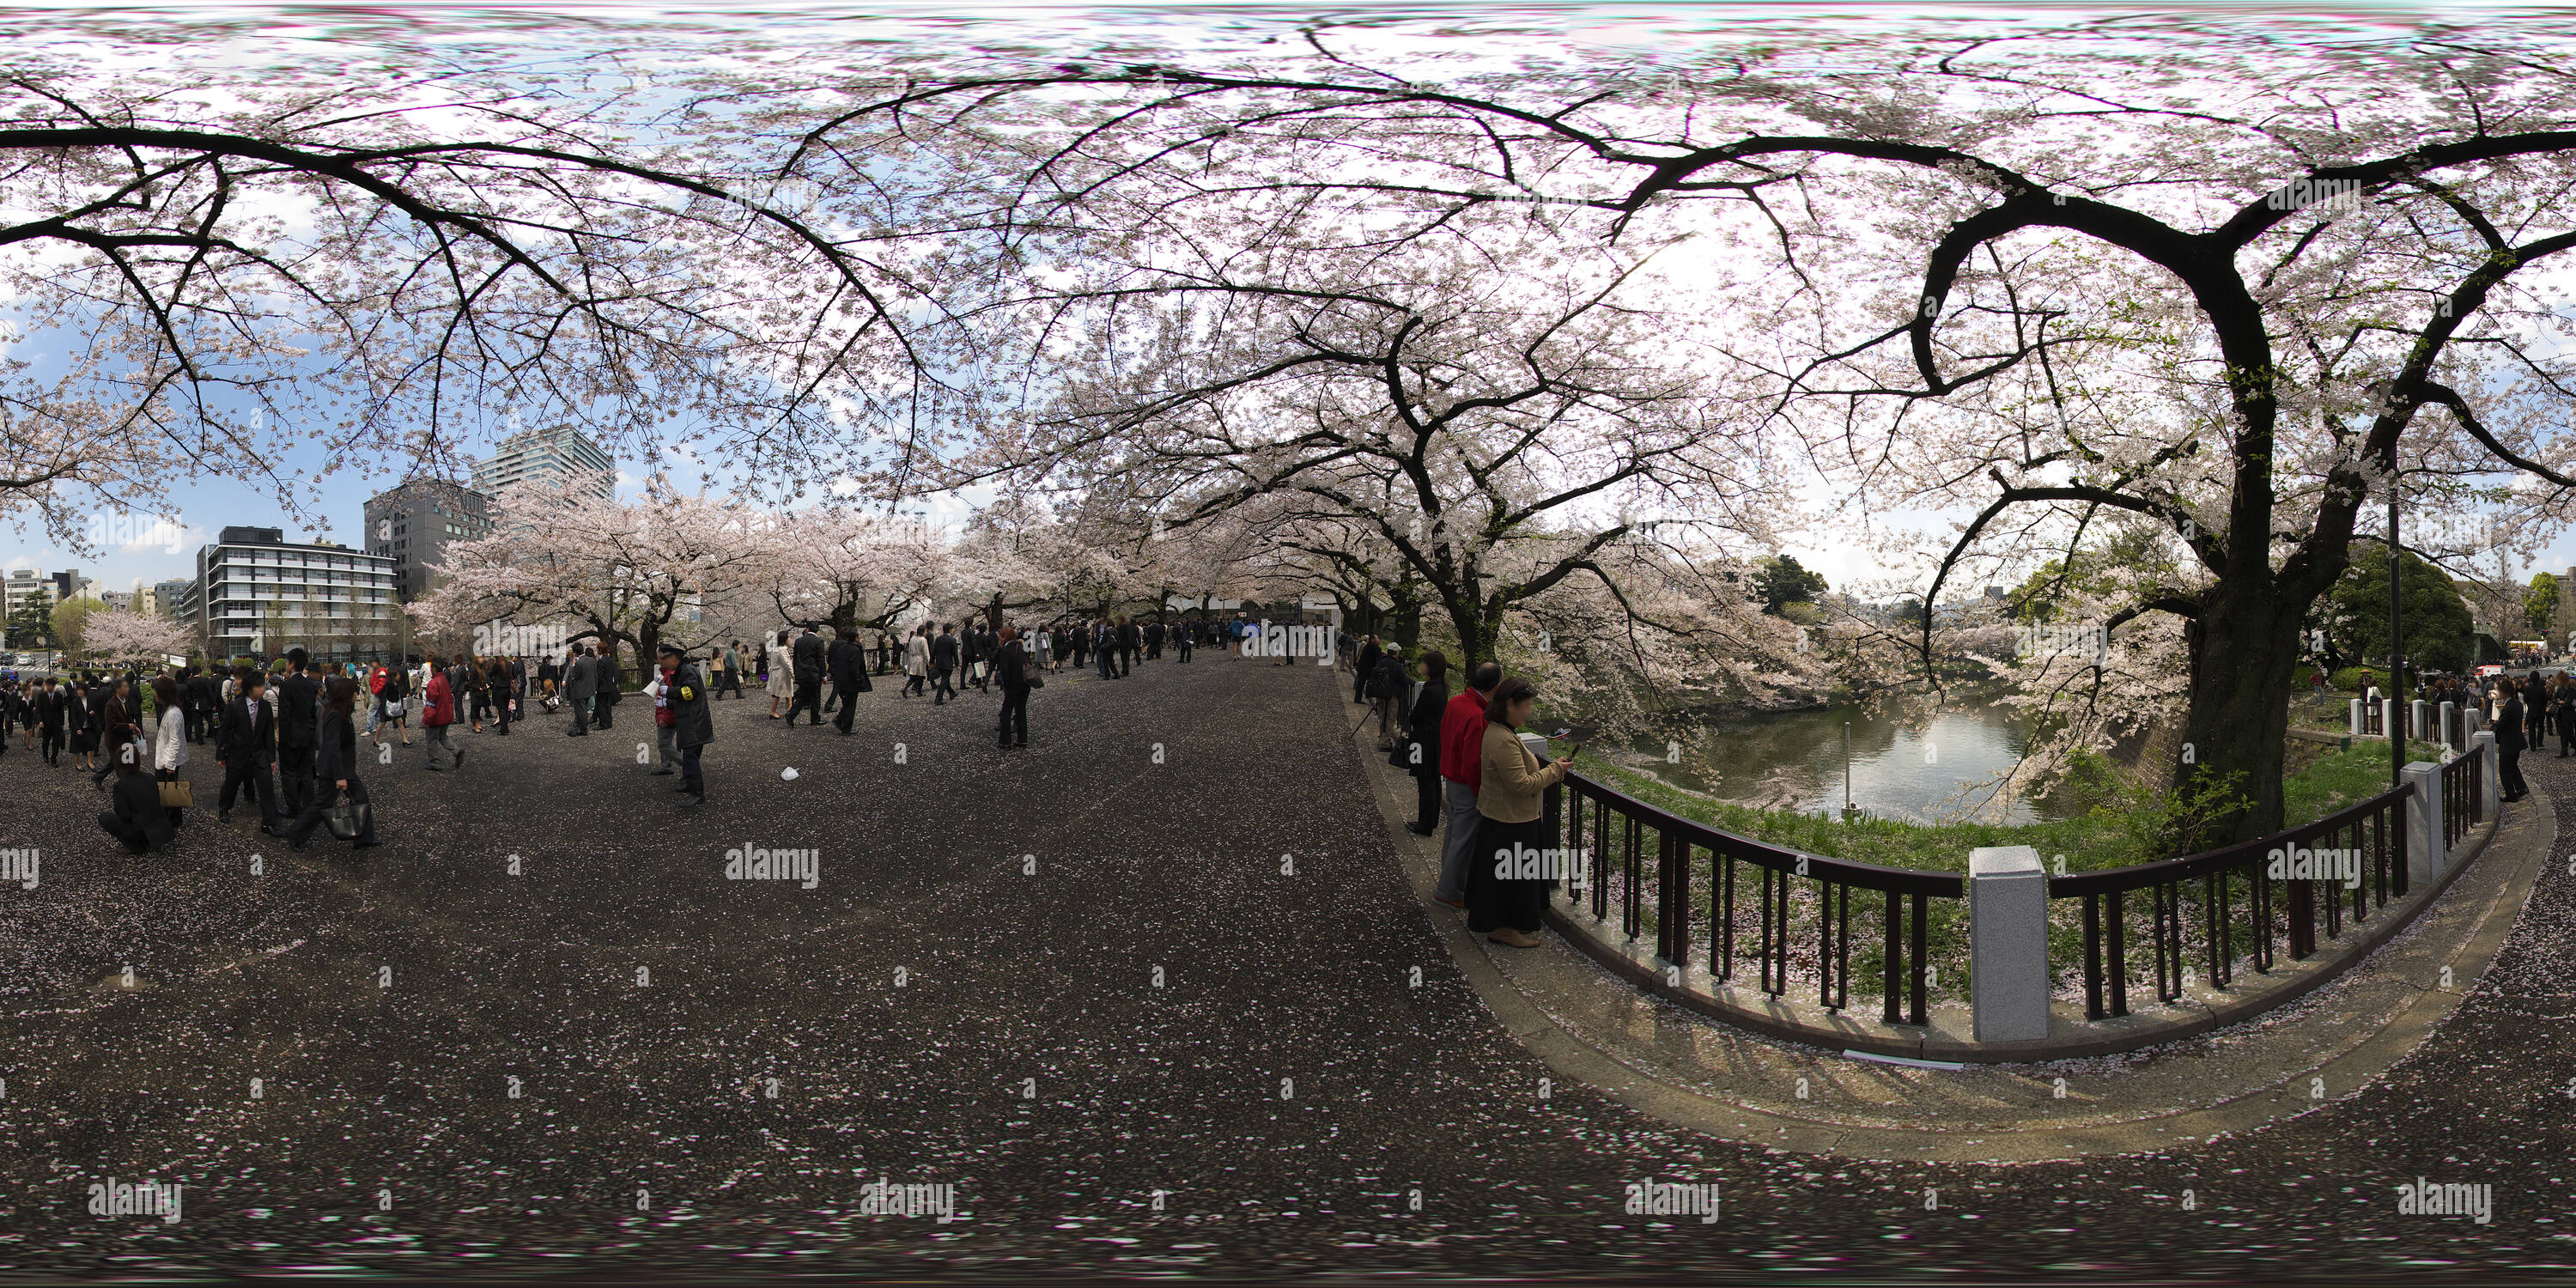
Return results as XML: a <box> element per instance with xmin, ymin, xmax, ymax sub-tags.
<box><xmin>2389</xmin><ymin>447</ymin><xmax>2405</xmax><ymax>791</ymax></box>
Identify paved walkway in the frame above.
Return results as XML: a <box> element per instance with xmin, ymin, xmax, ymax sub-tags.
<box><xmin>0</xmin><ymin>657</ymin><xmax>2567</xmax><ymax>1277</ymax></box>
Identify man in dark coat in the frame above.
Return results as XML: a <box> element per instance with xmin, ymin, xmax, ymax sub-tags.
<box><xmin>661</xmin><ymin>644</ymin><xmax>714</xmax><ymax>806</ymax></box>
<box><xmin>216</xmin><ymin>669</ymin><xmax>286</xmax><ymax>832</ymax></box>
<box><xmin>277</xmin><ymin>652</ymin><xmax>322</xmax><ymax>816</ymax></box>
<box><xmin>1117</xmin><ymin>616</ymin><xmax>1140</xmax><ymax>677</ymax></box>
<box><xmin>593</xmin><ymin>651</ymin><xmax>619</xmax><ymax>730</ymax></box>
<box><xmin>35</xmin><ymin>677</ymin><xmax>65</xmax><ymax>766</ymax></box>
<box><xmin>829</xmin><ymin>628</ymin><xmax>865</xmax><ymax>734</ymax></box>
<box><xmin>565</xmin><ymin>646</ymin><xmax>598</xmax><ymax>736</ymax></box>
<box><xmin>788</xmin><ymin>626</ymin><xmax>828</xmax><ymax>726</ymax></box>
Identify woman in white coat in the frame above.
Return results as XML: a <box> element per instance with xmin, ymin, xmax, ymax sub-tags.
<box><xmin>151</xmin><ymin>673</ymin><xmax>190</xmax><ymax>829</ymax></box>
<box><xmin>765</xmin><ymin>629</ymin><xmax>795</xmax><ymax>720</ymax></box>
<box><xmin>903</xmin><ymin>623</ymin><xmax>931</xmax><ymax>698</ymax></box>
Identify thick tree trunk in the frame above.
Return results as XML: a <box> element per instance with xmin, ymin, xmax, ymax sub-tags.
<box><xmin>2172</xmin><ymin>580</ymin><xmax>2305</xmax><ymax>848</ymax></box>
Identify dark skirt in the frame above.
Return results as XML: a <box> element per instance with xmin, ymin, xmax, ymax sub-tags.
<box><xmin>1465</xmin><ymin>813</ymin><xmax>1552</xmax><ymax>935</ymax></box>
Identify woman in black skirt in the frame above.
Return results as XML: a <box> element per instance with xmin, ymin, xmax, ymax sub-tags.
<box><xmin>1465</xmin><ymin>677</ymin><xmax>1574</xmax><ymax>949</ymax></box>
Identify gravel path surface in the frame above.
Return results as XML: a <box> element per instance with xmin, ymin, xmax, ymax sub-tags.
<box><xmin>0</xmin><ymin>656</ymin><xmax>2567</xmax><ymax>1279</ymax></box>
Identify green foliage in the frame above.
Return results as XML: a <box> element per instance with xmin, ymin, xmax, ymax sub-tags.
<box><xmin>2005</xmin><ymin>526</ymin><xmax>2184</xmax><ymax>625</ymax></box>
<box><xmin>2329</xmin><ymin>545</ymin><xmax>2473</xmax><ymax>672</ymax></box>
<box><xmin>1753</xmin><ymin>554</ymin><xmax>1827</xmax><ymax>616</ymax></box>
<box><xmin>2328</xmin><ymin>665</ymin><xmax>2383</xmax><ymax>693</ymax></box>
<box><xmin>2529</xmin><ymin>572</ymin><xmax>2561</xmax><ymax>635</ymax></box>
<box><xmin>4</xmin><ymin>602</ymin><xmax>52</xmax><ymax>647</ymax></box>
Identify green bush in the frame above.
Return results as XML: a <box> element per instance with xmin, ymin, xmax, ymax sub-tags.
<box><xmin>2329</xmin><ymin>665</ymin><xmax>2384</xmax><ymax>693</ymax></box>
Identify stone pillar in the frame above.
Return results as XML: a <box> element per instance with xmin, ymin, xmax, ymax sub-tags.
<box><xmin>1968</xmin><ymin>845</ymin><xmax>2050</xmax><ymax>1043</ymax></box>
<box><xmin>2403</xmin><ymin>760</ymin><xmax>2445</xmax><ymax>886</ymax></box>
<box><xmin>2471</xmin><ymin>731</ymin><xmax>2500</xmax><ymax>823</ymax></box>
<box><xmin>2439</xmin><ymin>701</ymin><xmax>2458</xmax><ymax>751</ymax></box>
<box><xmin>2350</xmin><ymin>698</ymin><xmax>2365</xmax><ymax>738</ymax></box>
<box><xmin>2411</xmin><ymin>699</ymin><xmax>2427</xmax><ymax>741</ymax></box>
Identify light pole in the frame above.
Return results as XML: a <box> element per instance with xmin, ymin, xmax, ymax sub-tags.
<box><xmin>2388</xmin><ymin>443</ymin><xmax>2405</xmax><ymax>791</ymax></box>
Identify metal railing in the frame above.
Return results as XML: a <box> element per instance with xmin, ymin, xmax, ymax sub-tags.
<box><xmin>2046</xmin><ymin>784</ymin><xmax>2411</xmax><ymax>1021</ymax></box>
<box><xmin>1555</xmin><ymin>771</ymin><xmax>1963</xmax><ymax>1026</ymax></box>
<box><xmin>2442</xmin><ymin>751</ymin><xmax>2484</xmax><ymax>850</ymax></box>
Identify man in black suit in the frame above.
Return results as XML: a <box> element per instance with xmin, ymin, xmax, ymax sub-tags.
<box><xmin>829</xmin><ymin>627</ymin><xmax>865</xmax><ymax>734</ymax></box>
<box><xmin>277</xmin><ymin>650</ymin><xmax>321</xmax><ymax>816</ymax></box>
<box><xmin>566</xmin><ymin>646</ymin><xmax>598</xmax><ymax>736</ymax></box>
<box><xmin>788</xmin><ymin>626</ymin><xmax>828</xmax><ymax>726</ymax></box>
<box><xmin>216</xmin><ymin>669</ymin><xmax>286</xmax><ymax>833</ymax></box>
<box><xmin>1117</xmin><ymin>616</ymin><xmax>1140</xmax><ymax>677</ymax></box>
<box><xmin>34</xmin><ymin>677</ymin><xmax>65</xmax><ymax>766</ymax></box>
<box><xmin>1145</xmin><ymin>620</ymin><xmax>1164</xmax><ymax>660</ymax></box>
<box><xmin>593</xmin><ymin>650</ymin><xmax>619</xmax><ymax>731</ymax></box>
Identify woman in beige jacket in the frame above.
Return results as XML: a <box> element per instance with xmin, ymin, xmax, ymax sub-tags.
<box><xmin>1467</xmin><ymin>676</ymin><xmax>1574</xmax><ymax>948</ymax></box>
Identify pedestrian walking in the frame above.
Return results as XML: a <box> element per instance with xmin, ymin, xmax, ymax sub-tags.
<box><xmin>931</xmin><ymin>623</ymin><xmax>960</xmax><ymax>704</ymax></box>
<box><xmin>789</xmin><ymin>626</ymin><xmax>828</xmax><ymax>726</ymax></box>
<box><xmin>282</xmin><ymin>677</ymin><xmax>381</xmax><ymax>852</ymax></box>
<box><xmin>831</xmin><ymin>627</ymin><xmax>865</xmax><ymax>733</ymax></box>
<box><xmin>565</xmin><ymin>645</ymin><xmax>598</xmax><ymax>737</ymax></box>
<box><xmin>766</xmin><ymin>629</ymin><xmax>795</xmax><ymax>719</ymax></box>
<box><xmin>995</xmin><ymin>624</ymin><xmax>1031</xmax><ymax>749</ymax></box>
<box><xmin>903</xmin><ymin>623</ymin><xmax>930</xmax><ymax>697</ymax></box>
<box><xmin>661</xmin><ymin>644</ymin><xmax>713</xmax><ymax>807</ymax></box>
<box><xmin>421</xmin><ymin>656</ymin><xmax>465</xmax><ymax>771</ymax></box>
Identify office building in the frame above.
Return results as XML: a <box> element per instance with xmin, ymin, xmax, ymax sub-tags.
<box><xmin>471</xmin><ymin>425</ymin><xmax>615</xmax><ymax>504</ymax></box>
<box><xmin>364</xmin><ymin>479</ymin><xmax>495</xmax><ymax>599</ymax></box>
<box><xmin>151</xmin><ymin>579</ymin><xmax>192</xmax><ymax>620</ymax></box>
<box><xmin>3</xmin><ymin>568</ymin><xmax>57</xmax><ymax>619</ymax></box>
<box><xmin>181</xmin><ymin>526</ymin><xmax>402</xmax><ymax>661</ymax></box>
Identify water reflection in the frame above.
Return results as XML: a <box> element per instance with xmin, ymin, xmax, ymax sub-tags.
<box><xmin>1615</xmin><ymin>695</ymin><xmax>2076</xmax><ymax>825</ymax></box>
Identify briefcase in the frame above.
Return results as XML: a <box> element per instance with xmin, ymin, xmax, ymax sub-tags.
<box><xmin>157</xmin><ymin>779</ymin><xmax>194</xmax><ymax>809</ymax></box>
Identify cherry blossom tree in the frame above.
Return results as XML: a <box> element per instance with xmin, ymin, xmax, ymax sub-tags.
<box><xmin>801</xmin><ymin>31</ymin><xmax>2576</xmax><ymax>841</ymax></box>
<box><xmin>81</xmin><ymin>604</ymin><xmax>193</xmax><ymax>665</ymax></box>
<box><xmin>415</xmin><ymin>480</ymin><xmax>768</xmax><ymax>678</ymax></box>
<box><xmin>0</xmin><ymin>51</ymin><xmax>945</xmax><ymax>547</ymax></box>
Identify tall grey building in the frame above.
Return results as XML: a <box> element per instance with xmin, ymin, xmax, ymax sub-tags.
<box><xmin>471</xmin><ymin>425</ymin><xmax>616</xmax><ymax>504</ymax></box>
<box><xmin>151</xmin><ymin>579</ymin><xmax>193</xmax><ymax>620</ymax></box>
<box><xmin>182</xmin><ymin>526</ymin><xmax>402</xmax><ymax>662</ymax></box>
<box><xmin>364</xmin><ymin>479</ymin><xmax>494</xmax><ymax>599</ymax></box>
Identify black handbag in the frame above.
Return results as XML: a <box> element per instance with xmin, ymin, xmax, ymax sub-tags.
<box><xmin>1388</xmin><ymin>736</ymin><xmax>1417</xmax><ymax>770</ymax></box>
<box><xmin>1027</xmin><ymin>671</ymin><xmax>1045</xmax><ymax>690</ymax></box>
<box><xmin>325</xmin><ymin>796</ymin><xmax>370</xmax><ymax>841</ymax></box>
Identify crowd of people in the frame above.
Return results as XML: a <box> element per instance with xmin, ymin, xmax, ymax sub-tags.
<box><xmin>0</xmin><ymin>612</ymin><xmax>1294</xmax><ymax>860</ymax></box>
<box><xmin>1337</xmin><ymin>631</ymin><xmax>1576</xmax><ymax>951</ymax></box>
